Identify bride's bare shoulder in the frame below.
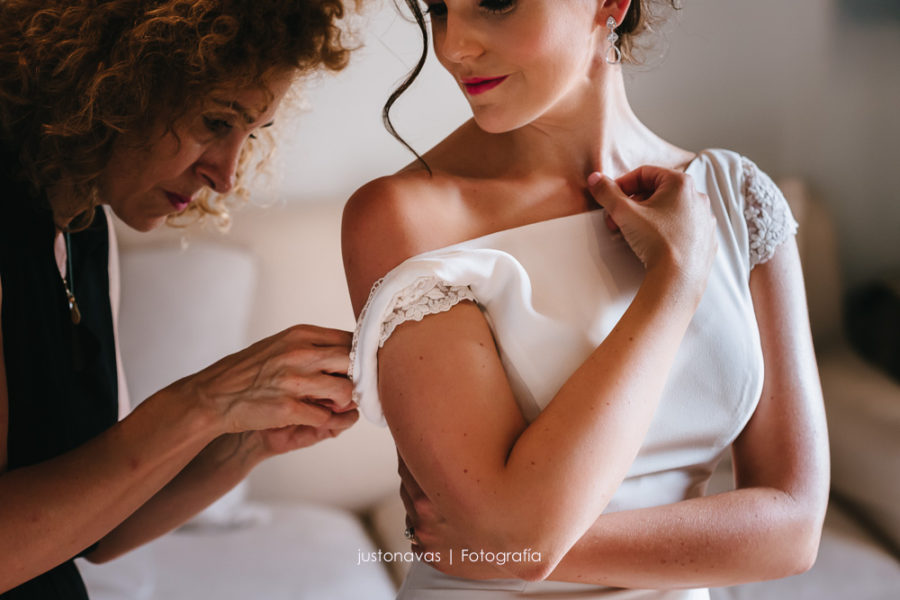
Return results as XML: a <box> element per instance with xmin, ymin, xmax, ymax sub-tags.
<box><xmin>342</xmin><ymin>121</ymin><xmax>503</xmax><ymax>312</ymax></box>
<box><xmin>342</xmin><ymin>166</ymin><xmax>464</xmax><ymax>314</ymax></box>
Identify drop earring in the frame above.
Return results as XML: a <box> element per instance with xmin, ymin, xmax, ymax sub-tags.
<box><xmin>605</xmin><ymin>16</ymin><xmax>622</xmax><ymax>65</ymax></box>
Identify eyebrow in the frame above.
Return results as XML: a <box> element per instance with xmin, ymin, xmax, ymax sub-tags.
<box><xmin>212</xmin><ymin>99</ymin><xmax>274</xmax><ymax>128</ymax></box>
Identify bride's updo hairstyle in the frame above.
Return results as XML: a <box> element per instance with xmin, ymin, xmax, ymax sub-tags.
<box><xmin>383</xmin><ymin>0</ymin><xmax>680</xmax><ymax>168</ymax></box>
<box><xmin>0</xmin><ymin>0</ymin><xmax>354</xmax><ymax>229</ymax></box>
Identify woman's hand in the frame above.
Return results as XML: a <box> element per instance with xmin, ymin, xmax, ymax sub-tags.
<box><xmin>587</xmin><ymin>166</ymin><xmax>717</xmax><ymax>292</ymax></box>
<box><xmin>398</xmin><ymin>457</ymin><xmax>507</xmax><ymax>580</ymax></box>
<box><xmin>163</xmin><ymin>324</ymin><xmax>355</xmax><ymax>437</ymax></box>
<box><xmin>252</xmin><ymin>407</ymin><xmax>359</xmax><ymax>457</ymax></box>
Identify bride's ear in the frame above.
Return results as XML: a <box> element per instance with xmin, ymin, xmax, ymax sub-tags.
<box><xmin>596</xmin><ymin>0</ymin><xmax>632</xmax><ymax>28</ymax></box>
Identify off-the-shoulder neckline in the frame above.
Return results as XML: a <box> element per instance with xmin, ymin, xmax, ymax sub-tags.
<box><xmin>401</xmin><ymin>150</ymin><xmax>709</xmax><ymax>260</ymax></box>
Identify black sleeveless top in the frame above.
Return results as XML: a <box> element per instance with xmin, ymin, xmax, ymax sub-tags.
<box><xmin>1</xmin><ymin>163</ymin><xmax>119</xmax><ymax>598</ymax></box>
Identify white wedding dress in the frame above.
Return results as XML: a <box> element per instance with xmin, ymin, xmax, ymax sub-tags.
<box><xmin>350</xmin><ymin>149</ymin><xmax>798</xmax><ymax>599</ymax></box>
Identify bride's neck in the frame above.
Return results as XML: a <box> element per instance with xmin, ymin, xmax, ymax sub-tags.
<box><xmin>504</xmin><ymin>71</ymin><xmax>676</xmax><ymax>181</ymax></box>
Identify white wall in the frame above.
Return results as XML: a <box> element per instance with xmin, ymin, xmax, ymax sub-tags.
<box><xmin>264</xmin><ymin>0</ymin><xmax>899</xmax><ymax>288</ymax></box>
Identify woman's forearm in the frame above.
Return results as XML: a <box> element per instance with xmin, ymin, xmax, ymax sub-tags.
<box><xmin>383</xmin><ymin>268</ymin><xmax>706</xmax><ymax>578</ymax></box>
<box><xmin>85</xmin><ymin>432</ymin><xmax>263</xmax><ymax>563</ymax></box>
<box><xmin>547</xmin><ymin>486</ymin><xmax>821</xmax><ymax>589</ymax></box>
<box><xmin>0</xmin><ymin>389</ymin><xmax>220</xmax><ymax>593</ymax></box>
<box><xmin>495</xmin><ymin>269</ymin><xmax>702</xmax><ymax>556</ymax></box>
<box><xmin>438</xmin><ymin>485</ymin><xmax>821</xmax><ymax>587</ymax></box>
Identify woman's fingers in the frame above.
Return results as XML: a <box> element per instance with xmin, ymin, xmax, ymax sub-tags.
<box><xmin>321</xmin><ymin>408</ymin><xmax>359</xmax><ymax>434</ymax></box>
<box><xmin>588</xmin><ymin>172</ymin><xmax>634</xmax><ymax>235</ymax></box>
<box><xmin>178</xmin><ymin>324</ymin><xmax>359</xmax><ymax>436</ymax></box>
<box><xmin>398</xmin><ymin>458</ymin><xmax>425</xmax><ymax>519</ymax></box>
<box><xmin>399</xmin><ymin>479</ymin><xmax>416</xmax><ymax>519</ymax></box>
<box><xmin>256</xmin><ymin>408</ymin><xmax>358</xmax><ymax>454</ymax></box>
<box><xmin>587</xmin><ymin>171</ymin><xmax>631</xmax><ymax>215</ymax></box>
<box><xmin>604</xmin><ymin>212</ymin><xmax>619</xmax><ymax>232</ymax></box>
<box><xmin>266</xmin><ymin>404</ymin><xmax>357</xmax><ymax>443</ymax></box>
<box><xmin>285</xmin><ymin>400</ymin><xmax>333</xmax><ymax>428</ymax></box>
<box><xmin>278</xmin><ymin>344</ymin><xmax>351</xmax><ymax>378</ymax></box>
<box><xmin>269</xmin><ymin>335</ymin><xmax>354</xmax><ymax>409</ymax></box>
<box><xmin>398</xmin><ymin>458</ymin><xmax>423</xmax><ymax>545</ymax></box>
<box><xmin>289</xmin><ymin>372</ymin><xmax>354</xmax><ymax>410</ymax></box>
<box><xmin>584</xmin><ymin>166</ymin><xmax>716</xmax><ymax>283</ymax></box>
<box><xmin>282</xmin><ymin>323</ymin><xmax>353</xmax><ymax>348</ymax></box>
<box><xmin>614</xmin><ymin>164</ymin><xmax>672</xmax><ymax>197</ymax></box>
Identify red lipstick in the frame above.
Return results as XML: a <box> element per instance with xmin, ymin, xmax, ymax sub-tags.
<box><xmin>165</xmin><ymin>192</ymin><xmax>191</xmax><ymax>211</ymax></box>
<box><xmin>462</xmin><ymin>75</ymin><xmax>508</xmax><ymax>96</ymax></box>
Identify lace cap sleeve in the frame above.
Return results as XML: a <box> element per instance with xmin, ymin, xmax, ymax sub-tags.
<box><xmin>376</xmin><ymin>277</ymin><xmax>476</xmax><ymax>348</ymax></box>
<box><xmin>349</xmin><ymin>247</ymin><xmax>530</xmax><ymax>425</ymax></box>
<box><xmin>349</xmin><ymin>276</ymin><xmax>475</xmax><ymax>375</ymax></box>
<box><xmin>349</xmin><ymin>271</ymin><xmax>476</xmax><ymax>424</ymax></box>
<box><xmin>741</xmin><ymin>156</ymin><xmax>798</xmax><ymax>269</ymax></box>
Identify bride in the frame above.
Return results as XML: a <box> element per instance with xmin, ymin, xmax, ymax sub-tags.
<box><xmin>343</xmin><ymin>1</ymin><xmax>828</xmax><ymax>597</ymax></box>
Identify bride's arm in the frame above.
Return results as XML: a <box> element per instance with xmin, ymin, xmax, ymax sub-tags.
<box><xmin>343</xmin><ymin>169</ymin><xmax>717</xmax><ymax>580</ymax></box>
<box><xmin>403</xmin><ymin>237</ymin><xmax>829</xmax><ymax>588</ymax></box>
<box><xmin>548</xmin><ymin>237</ymin><xmax>830</xmax><ymax>588</ymax></box>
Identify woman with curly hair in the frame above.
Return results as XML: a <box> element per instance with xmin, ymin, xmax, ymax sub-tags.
<box><xmin>344</xmin><ymin>0</ymin><xmax>829</xmax><ymax>597</ymax></box>
<box><xmin>0</xmin><ymin>1</ymin><xmax>358</xmax><ymax>597</ymax></box>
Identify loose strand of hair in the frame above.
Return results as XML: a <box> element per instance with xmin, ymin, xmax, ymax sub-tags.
<box><xmin>382</xmin><ymin>0</ymin><xmax>431</xmax><ymax>174</ymax></box>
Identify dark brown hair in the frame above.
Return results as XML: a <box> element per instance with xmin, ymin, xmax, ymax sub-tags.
<box><xmin>383</xmin><ymin>0</ymin><xmax>680</xmax><ymax>169</ymax></box>
<box><xmin>0</xmin><ymin>0</ymin><xmax>353</xmax><ymax>227</ymax></box>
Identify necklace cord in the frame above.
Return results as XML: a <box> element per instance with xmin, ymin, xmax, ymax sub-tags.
<box><xmin>63</xmin><ymin>232</ymin><xmax>81</xmax><ymax>324</ymax></box>
<box><xmin>64</xmin><ymin>232</ymin><xmax>74</xmax><ymax>294</ymax></box>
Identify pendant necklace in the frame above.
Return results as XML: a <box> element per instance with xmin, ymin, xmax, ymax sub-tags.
<box><xmin>62</xmin><ymin>232</ymin><xmax>82</xmax><ymax>325</ymax></box>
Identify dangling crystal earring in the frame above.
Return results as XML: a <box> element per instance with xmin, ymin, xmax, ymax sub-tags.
<box><xmin>605</xmin><ymin>16</ymin><xmax>622</xmax><ymax>65</ymax></box>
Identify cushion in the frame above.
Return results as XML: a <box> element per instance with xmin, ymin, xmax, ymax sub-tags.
<box><xmin>116</xmin><ymin>205</ymin><xmax>401</xmax><ymax>512</ymax></box>
<box><xmin>117</xmin><ymin>241</ymin><xmax>257</xmax><ymax>403</ymax></box>
<box><xmin>76</xmin><ymin>545</ymin><xmax>155</xmax><ymax>600</ymax></box>
<box><xmin>117</xmin><ymin>241</ymin><xmax>258</xmax><ymax>528</ymax></box>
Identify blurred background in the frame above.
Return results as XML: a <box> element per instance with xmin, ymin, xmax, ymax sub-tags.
<box><xmin>85</xmin><ymin>1</ymin><xmax>900</xmax><ymax>599</ymax></box>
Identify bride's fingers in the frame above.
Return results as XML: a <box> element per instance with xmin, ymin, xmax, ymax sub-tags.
<box><xmin>587</xmin><ymin>172</ymin><xmax>626</xmax><ymax>210</ymax></box>
<box><xmin>605</xmin><ymin>212</ymin><xmax>619</xmax><ymax>232</ymax></box>
<box><xmin>615</xmin><ymin>164</ymin><xmax>673</xmax><ymax>197</ymax></box>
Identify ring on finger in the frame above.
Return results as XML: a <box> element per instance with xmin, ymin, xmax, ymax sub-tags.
<box><xmin>404</xmin><ymin>526</ymin><xmax>421</xmax><ymax>545</ymax></box>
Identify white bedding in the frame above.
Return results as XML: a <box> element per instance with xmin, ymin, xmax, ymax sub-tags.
<box><xmin>77</xmin><ymin>502</ymin><xmax>395</xmax><ymax>600</ymax></box>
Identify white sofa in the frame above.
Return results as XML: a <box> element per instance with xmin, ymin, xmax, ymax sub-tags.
<box><xmin>78</xmin><ymin>181</ymin><xmax>900</xmax><ymax>598</ymax></box>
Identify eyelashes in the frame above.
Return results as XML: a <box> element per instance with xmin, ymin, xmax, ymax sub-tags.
<box><xmin>481</xmin><ymin>0</ymin><xmax>516</xmax><ymax>14</ymax></box>
<box><xmin>422</xmin><ymin>2</ymin><xmax>447</xmax><ymax>17</ymax></box>
<box><xmin>202</xmin><ymin>116</ymin><xmax>258</xmax><ymax>140</ymax></box>
<box><xmin>423</xmin><ymin>0</ymin><xmax>516</xmax><ymax>19</ymax></box>
<box><xmin>203</xmin><ymin>116</ymin><xmax>233</xmax><ymax>136</ymax></box>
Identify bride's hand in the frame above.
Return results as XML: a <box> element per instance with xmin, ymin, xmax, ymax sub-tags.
<box><xmin>587</xmin><ymin>166</ymin><xmax>717</xmax><ymax>291</ymax></box>
<box><xmin>398</xmin><ymin>457</ymin><xmax>506</xmax><ymax>580</ymax></box>
<box><xmin>161</xmin><ymin>324</ymin><xmax>355</xmax><ymax>437</ymax></box>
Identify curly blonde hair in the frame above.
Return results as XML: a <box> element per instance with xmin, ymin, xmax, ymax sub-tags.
<box><xmin>0</xmin><ymin>0</ymin><xmax>354</xmax><ymax>229</ymax></box>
